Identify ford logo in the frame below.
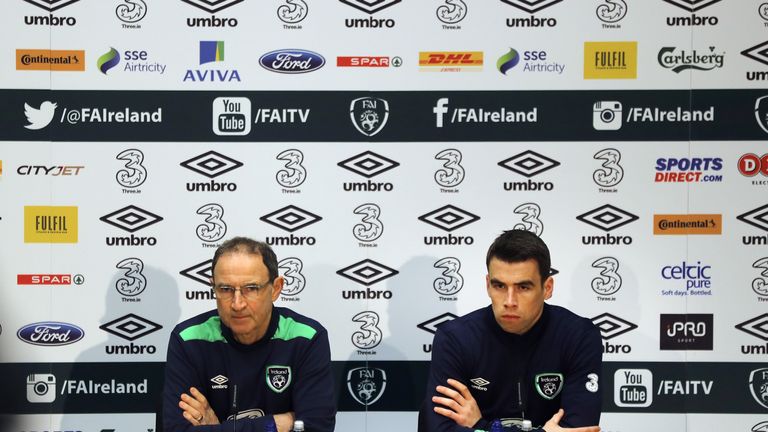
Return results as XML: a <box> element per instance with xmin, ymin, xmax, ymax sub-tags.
<box><xmin>17</xmin><ymin>322</ymin><xmax>84</xmax><ymax>346</ymax></box>
<box><xmin>259</xmin><ymin>49</ymin><xmax>325</xmax><ymax>74</ymax></box>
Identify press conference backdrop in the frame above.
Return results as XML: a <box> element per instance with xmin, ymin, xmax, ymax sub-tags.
<box><xmin>1</xmin><ymin>0</ymin><xmax>767</xmax><ymax>431</ymax></box>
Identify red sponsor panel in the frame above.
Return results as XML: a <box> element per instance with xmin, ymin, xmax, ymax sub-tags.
<box><xmin>17</xmin><ymin>274</ymin><xmax>72</xmax><ymax>285</ymax></box>
<box><xmin>337</xmin><ymin>56</ymin><xmax>390</xmax><ymax>67</ymax></box>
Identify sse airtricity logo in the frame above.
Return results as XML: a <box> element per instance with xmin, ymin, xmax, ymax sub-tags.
<box><xmin>98</xmin><ymin>47</ymin><xmax>120</xmax><ymax>74</ymax></box>
<box><xmin>24</xmin><ymin>101</ymin><xmax>57</xmax><ymax>130</ymax></box>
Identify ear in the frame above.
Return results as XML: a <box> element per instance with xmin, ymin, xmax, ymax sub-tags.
<box><xmin>543</xmin><ymin>275</ymin><xmax>554</xmax><ymax>300</ymax></box>
<box><xmin>485</xmin><ymin>273</ymin><xmax>492</xmax><ymax>298</ymax></box>
<box><xmin>271</xmin><ymin>276</ymin><xmax>284</xmax><ymax>302</ymax></box>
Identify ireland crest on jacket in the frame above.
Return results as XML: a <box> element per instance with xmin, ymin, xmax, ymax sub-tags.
<box><xmin>266</xmin><ymin>365</ymin><xmax>292</xmax><ymax>393</ymax></box>
<box><xmin>535</xmin><ymin>373</ymin><xmax>563</xmax><ymax>400</ymax></box>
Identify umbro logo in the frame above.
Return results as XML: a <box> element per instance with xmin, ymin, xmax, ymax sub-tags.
<box><xmin>179</xmin><ymin>260</ymin><xmax>213</xmax><ymax>286</ymax></box>
<box><xmin>577</xmin><ymin>204</ymin><xmax>638</xmax><ymax>232</ymax></box>
<box><xmin>337</xmin><ymin>259</ymin><xmax>399</xmax><ymax>286</ymax></box>
<box><xmin>338</xmin><ymin>151</ymin><xmax>400</xmax><ymax>178</ymax></box>
<box><xmin>417</xmin><ymin>313</ymin><xmax>459</xmax><ymax>334</ymax></box>
<box><xmin>180</xmin><ymin>151</ymin><xmax>244</xmax><ymax>178</ymax></box>
<box><xmin>181</xmin><ymin>0</ymin><xmax>243</xmax><ymax>13</ymax></box>
<box><xmin>470</xmin><ymin>377</ymin><xmax>490</xmax><ymax>391</ymax></box>
<box><xmin>22</xmin><ymin>0</ymin><xmax>81</xmax><ymax>12</ymax></box>
<box><xmin>100</xmin><ymin>205</ymin><xmax>163</xmax><ymax>233</ymax></box>
<box><xmin>741</xmin><ymin>41</ymin><xmax>768</xmax><ymax>67</ymax></box>
<box><xmin>662</xmin><ymin>0</ymin><xmax>722</xmax><ymax>12</ymax></box>
<box><xmin>418</xmin><ymin>205</ymin><xmax>480</xmax><ymax>232</ymax></box>
<box><xmin>737</xmin><ymin>203</ymin><xmax>768</xmax><ymax>232</ymax></box>
<box><xmin>499</xmin><ymin>0</ymin><xmax>564</xmax><ymax>14</ymax></box>
<box><xmin>735</xmin><ymin>313</ymin><xmax>768</xmax><ymax>341</ymax></box>
<box><xmin>99</xmin><ymin>313</ymin><xmax>162</xmax><ymax>341</ymax></box>
<box><xmin>498</xmin><ymin>150</ymin><xmax>560</xmax><ymax>178</ymax></box>
<box><xmin>339</xmin><ymin>0</ymin><xmax>401</xmax><ymax>14</ymax></box>
<box><xmin>591</xmin><ymin>313</ymin><xmax>638</xmax><ymax>340</ymax></box>
<box><xmin>260</xmin><ymin>205</ymin><xmax>322</xmax><ymax>233</ymax></box>
<box><xmin>211</xmin><ymin>375</ymin><xmax>229</xmax><ymax>385</ymax></box>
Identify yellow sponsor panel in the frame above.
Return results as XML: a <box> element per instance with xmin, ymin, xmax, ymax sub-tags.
<box><xmin>653</xmin><ymin>214</ymin><xmax>722</xmax><ymax>235</ymax></box>
<box><xmin>583</xmin><ymin>42</ymin><xmax>637</xmax><ymax>79</ymax></box>
<box><xmin>24</xmin><ymin>206</ymin><xmax>79</xmax><ymax>243</ymax></box>
<box><xmin>16</xmin><ymin>49</ymin><xmax>86</xmax><ymax>71</ymax></box>
<box><xmin>419</xmin><ymin>52</ymin><xmax>483</xmax><ymax>67</ymax></box>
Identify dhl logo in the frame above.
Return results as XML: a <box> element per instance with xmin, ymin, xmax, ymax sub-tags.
<box><xmin>419</xmin><ymin>52</ymin><xmax>483</xmax><ymax>67</ymax></box>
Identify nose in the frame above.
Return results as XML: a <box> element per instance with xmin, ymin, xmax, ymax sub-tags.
<box><xmin>504</xmin><ymin>287</ymin><xmax>518</xmax><ymax>308</ymax></box>
<box><xmin>231</xmin><ymin>290</ymin><xmax>247</xmax><ymax>310</ymax></box>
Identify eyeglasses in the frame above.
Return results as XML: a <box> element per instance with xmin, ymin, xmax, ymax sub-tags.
<box><xmin>213</xmin><ymin>282</ymin><xmax>272</xmax><ymax>301</ymax></box>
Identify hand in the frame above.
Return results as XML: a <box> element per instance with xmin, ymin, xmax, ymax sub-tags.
<box><xmin>179</xmin><ymin>387</ymin><xmax>220</xmax><ymax>426</ymax></box>
<box><xmin>432</xmin><ymin>378</ymin><xmax>482</xmax><ymax>428</ymax></box>
<box><xmin>273</xmin><ymin>411</ymin><xmax>295</xmax><ymax>432</ymax></box>
<box><xmin>543</xmin><ymin>409</ymin><xmax>600</xmax><ymax>432</ymax></box>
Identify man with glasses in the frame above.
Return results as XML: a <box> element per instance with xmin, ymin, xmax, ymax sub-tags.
<box><xmin>163</xmin><ymin>237</ymin><xmax>336</xmax><ymax>432</ymax></box>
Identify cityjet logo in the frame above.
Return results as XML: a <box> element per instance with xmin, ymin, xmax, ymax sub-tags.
<box><xmin>434</xmin><ymin>149</ymin><xmax>465</xmax><ymax>190</ymax></box>
<box><xmin>418</xmin><ymin>205</ymin><xmax>479</xmax><ymax>246</ymax></box>
<box><xmin>436</xmin><ymin>0</ymin><xmax>467</xmax><ymax>28</ymax></box>
<box><xmin>576</xmin><ymin>204</ymin><xmax>638</xmax><ymax>245</ymax></box>
<box><xmin>738</xmin><ymin>203</ymin><xmax>768</xmax><ymax>246</ymax></box>
<box><xmin>657</xmin><ymin>46</ymin><xmax>724</xmax><ymax>72</ymax></box>
<box><xmin>17</xmin><ymin>164</ymin><xmax>84</xmax><ymax>176</ymax></box>
<box><xmin>338</xmin><ymin>151</ymin><xmax>399</xmax><ymax>192</ymax></box>
<box><xmin>433</xmin><ymin>257</ymin><xmax>463</xmax><ymax>298</ymax></box>
<box><xmin>500</xmin><ymin>0</ymin><xmax>564</xmax><ymax>27</ymax></box>
<box><xmin>99</xmin><ymin>205</ymin><xmax>163</xmax><ymax>246</ymax></box>
<box><xmin>498</xmin><ymin>150</ymin><xmax>560</xmax><ymax>192</ymax></box>
<box><xmin>115</xmin><ymin>148</ymin><xmax>147</xmax><ymax>191</ymax></box>
<box><xmin>279</xmin><ymin>257</ymin><xmax>306</xmax><ymax>299</ymax></box>
<box><xmin>183</xmin><ymin>0</ymin><xmax>241</xmax><ymax>27</ymax></box>
<box><xmin>100</xmin><ymin>313</ymin><xmax>162</xmax><ymax>355</ymax></box>
<box><xmin>261</xmin><ymin>205</ymin><xmax>322</xmax><ymax>246</ymax></box>
<box><xmin>116</xmin><ymin>0</ymin><xmax>147</xmax><ymax>28</ymax></box>
<box><xmin>337</xmin><ymin>259</ymin><xmax>398</xmax><ymax>300</ymax></box>
<box><xmin>180</xmin><ymin>150</ymin><xmax>243</xmax><ymax>192</ymax></box>
<box><xmin>22</xmin><ymin>0</ymin><xmax>80</xmax><ymax>26</ymax></box>
<box><xmin>593</xmin><ymin>148</ymin><xmax>624</xmax><ymax>191</ymax></box>
<box><xmin>432</xmin><ymin>97</ymin><xmax>538</xmax><ymax>128</ymax></box>
<box><xmin>276</xmin><ymin>149</ymin><xmax>306</xmax><ymax>189</ymax></box>
<box><xmin>592</xmin><ymin>313</ymin><xmax>637</xmax><ymax>354</ymax></box>
<box><xmin>596</xmin><ymin>0</ymin><xmax>627</xmax><ymax>27</ymax></box>
<box><xmin>591</xmin><ymin>257</ymin><xmax>622</xmax><ymax>300</ymax></box>
<box><xmin>418</xmin><ymin>312</ymin><xmax>458</xmax><ymax>353</ymax></box>
<box><xmin>179</xmin><ymin>259</ymin><xmax>215</xmax><ymax>301</ymax></box>
<box><xmin>742</xmin><ymin>41</ymin><xmax>768</xmax><ymax>81</ymax></box>
<box><xmin>663</xmin><ymin>0</ymin><xmax>721</xmax><ymax>26</ymax></box>
<box><xmin>277</xmin><ymin>0</ymin><xmax>308</xmax><ymax>27</ymax></box>
<box><xmin>736</xmin><ymin>314</ymin><xmax>768</xmax><ymax>355</ymax></box>
<box><xmin>352</xmin><ymin>203</ymin><xmax>383</xmax><ymax>244</ymax></box>
<box><xmin>350</xmin><ymin>97</ymin><xmax>389</xmax><ymax>137</ymax></box>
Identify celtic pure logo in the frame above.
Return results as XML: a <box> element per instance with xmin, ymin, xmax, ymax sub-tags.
<box><xmin>513</xmin><ymin>203</ymin><xmax>544</xmax><ymax>236</ymax></box>
<box><xmin>351</xmin><ymin>311</ymin><xmax>382</xmax><ymax>350</ymax></box>
<box><xmin>115</xmin><ymin>149</ymin><xmax>147</xmax><ymax>188</ymax></box>
<box><xmin>275</xmin><ymin>149</ymin><xmax>306</xmax><ymax>188</ymax></box>
<box><xmin>593</xmin><ymin>148</ymin><xmax>624</xmax><ymax>187</ymax></box>
<box><xmin>433</xmin><ymin>257</ymin><xmax>463</xmax><ymax>296</ymax></box>
<box><xmin>353</xmin><ymin>203</ymin><xmax>383</xmax><ymax>242</ymax></box>
<box><xmin>279</xmin><ymin>257</ymin><xmax>306</xmax><ymax>296</ymax></box>
<box><xmin>434</xmin><ymin>149</ymin><xmax>465</xmax><ymax>187</ymax></box>
<box><xmin>591</xmin><ymin>257</ymin><xmax>622</xmax><ymax>296</ymax></box>
<box><xmin>196</xmin><ymin>203</ymin><xmax>226</xmax><ymax>242</ymax></box>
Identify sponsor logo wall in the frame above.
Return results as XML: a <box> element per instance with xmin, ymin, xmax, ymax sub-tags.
<box><xmin>0</xmin><ymin>1</ymin><xmax>765</xmax><ymax>432</ymax></box>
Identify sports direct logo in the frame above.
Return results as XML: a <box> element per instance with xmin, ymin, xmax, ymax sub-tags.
<box><xmin>654</xmin><ymin>157</ymin><xmax>723</xmax><ymax>183</ymax></box>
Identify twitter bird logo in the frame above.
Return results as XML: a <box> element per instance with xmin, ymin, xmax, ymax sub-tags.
<box><xmin>24</xmin><ymin>101</ymin><xmax>57</xmax><ymax>130</ymax></box>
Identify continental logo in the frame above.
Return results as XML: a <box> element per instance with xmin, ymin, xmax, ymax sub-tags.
<box><xmin>16</xmin><ymin>49</ymin><xmax>85</xmax><ymax>71</ymax></box>
<box><xmin>654</xmin><ymin>214</ymin><xmax>722</xmax><ymax>235</ymax></box>
<box><xmin>583</xmin><ymin>42</ymin><xmax>637</xmax><ymax>79</ymax></box>
<box><xmin>419</xmin><ymin>52</ymin><xmax>482</xmax><ymax>72</ymax></box>
<box><xmin>24</xmin><ymin>206</ymin><xmax>78</xmax><ymax>243</ymax></box>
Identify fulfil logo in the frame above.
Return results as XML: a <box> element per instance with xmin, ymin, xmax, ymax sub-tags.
<box><xmin>663</xmin><ymin>0</ymin><xmax>722</xmax><ymax>27</ymax></box>
<box><xmin>584</xmin><ymin>42</ymin><xmax>637</xmax><ymax>79</ymax></box>
<box><xmin>340</xmin><ymin>0</ymin><xmax>401</xmax><ymax>28</ymax></box>
<box><xmin>183</xmin><ymin>0</ymin><xmax>241</xmax><ymax>27</ymax></box>
<box><xmin>21</xmin><ymin>0</ymin><xmax>80</xmax><ymax>26</ymax></box>
<box><xmin>500</xmin><ymin>0</ymin><xmax>564</xmax><ymax>28</ymax></box>
<box><xmin>24</xmin><ymin>206</ymin><xmax>78</xmax><ymax>243</ymax></box>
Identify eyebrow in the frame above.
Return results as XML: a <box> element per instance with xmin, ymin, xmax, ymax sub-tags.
<box><xmin>489</xmin><ymin>277</ymin><xmax>535</xmax><ymax>287</ymax></box>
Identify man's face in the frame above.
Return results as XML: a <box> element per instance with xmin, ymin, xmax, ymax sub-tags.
<box><xmin>212</xmin><ymin>252</ymin><xmax>283</xmax><ymax>345</ymax></box>
<box><xmin>486</xmin><ymin>257</ymin><xmax>552</xmax><ymax>335</ymax></box>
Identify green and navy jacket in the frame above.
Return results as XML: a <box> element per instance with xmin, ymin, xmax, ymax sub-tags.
<box><xmin>163</xmin><ymin>307</ymin><xmax>336</xmax><ymax>432</ymax></box>
<box><xmin>418</xmin><ymin>303</ymin><xmax>602</xmax><ymax>432</ymax></box>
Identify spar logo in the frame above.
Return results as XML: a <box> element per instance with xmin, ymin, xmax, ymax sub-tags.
<box><xmin>436</xmin><ymin>0</ymin><xmax>467</xmax><ymax>29</ymax></box>
<box><xmin>179</xmin><ymin>259</ymin><xmax>215</xmax><ymax>301</ymax></box>
<box><xmin>596</xmin><ymin>0</ymin><xmax>627</xmax><ymax>28</ymax></box>
<box><xmin>434</xmin><ymin>149</ymin><xmax>465</xmax><ymax>191</ymax></box>
<box><xmin>279</xmin><ymin>257</ymin><xmax>306</xmax><ymax>300</ymax></box>
<box><xmin>340</xmin><ymin>0</ymin><xmax>401</xmax><ymax>28</ymax></box>
<box><xmin>418</xmin><ymin>312</ymin><xmax>458</xmax><ymax>353</ymax></box>
<box><xmin>338</xmin><ymin>150</ymin><xmax>399</xmax><ymax>192</ymax></box>
<box><xmin>663</xmin><ymin>0</ymin><xmax>722</xmax><ymax>26</ymax></box>
<box><xmin>22</xmin><ymin>0</ymin><xmax>79</xmax><ymax>26</ymax></box>
<box><xmin>418</xmin><ymin>205</ymin><xmax>480</xmax><ymax>245</ymax></box>
<box><xmin>498</xmin><ymin>150</ymin><xmax>560</xmax><ymax>192</ymax></box>
<box><xmin>261</xmin><ymin>205</ymin><xmax>322</xmax><ymax>246</ymax></box>
<box><xmin>99</xmin><ymin>205</ymin><xmax>163</xmax><ymax>246</ymax></box>
<box><xmin>17</xmin><ymin>274</ymin><xmax>84</xmax><ymax>285</ymax></box>
<box><xmin>592</xmin><ymin>313</ymin><xmax>637</xmax><ymax>354</ymax></box>
<box><xmin>182</xmin><ymin>0</ymin><xmax>241</xmax><ymax>27</ymax></box>
<box><xmin>337</xmin><ymin>259</ymin><xmax>398</xmax><ymax>300</ymax></box>
<box><xmin>181</xmin><ymin>150</ymin><xmax>243</xmax><ymax>192</ymax></box>
<box><xmin>277</xmin><ymin>0</ymin><xmax>307</xmax><ymax>28</ymax></box>
<box><xmin>501</xmin><ymin>0</ymin><xmax>563</xmax><ymax>27</ymax></box>
<box><xmin>100</xmin><ymin>313</ymin><xmax>162</xmax><ymax>355</ymax></box>
<box><xmin>576</xmin><ymin>204</ymin><xmax>638</xmax><ymax>245</ymax></box>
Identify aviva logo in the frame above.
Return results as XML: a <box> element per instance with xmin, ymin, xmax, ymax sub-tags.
<box><xmin>24</xmin><ymin>206</ymin><xmax>78</xmax><ymax>243</ymax></box>
<box><xmin>98</xmin><ymin>47</ymin><xmax>120</xmax><ymax>75</ymax></box>
<box><xmin>200</xmin><ymin>41</ymin><xmax>225</xmax><ymax>64</ymax></box>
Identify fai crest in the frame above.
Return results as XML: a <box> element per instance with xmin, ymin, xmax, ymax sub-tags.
<box><xmin>749</xmin><ymin>368</ymin><xmax>768</xmax><ymax>409</ymax></box>
<box><xmin>350</xmin><ymin>97</ymin><xmax>389</xmax><ymax>137</ymax></box>
<box><xmin>347</xmin><ymin>367</ymin><xmax>387</xmax><ymax>406</ymax></box>
<box><xmin>756</xmin><ymin>95</ymin><xmax>768</xmax><ymax>134</ymax></box>
<box><xmin>535</xmin><ymin>373</ymin><xmax>563</xmax><ymax>400</ymax></box>
<box><xmin>266</xmin><ymin>365</ymin><xmax>292</xmax><ymax>393</ymax></box>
